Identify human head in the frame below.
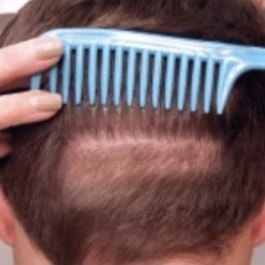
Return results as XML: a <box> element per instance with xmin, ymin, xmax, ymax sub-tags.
<box><xmin>1</xmin><ymin>1</ymin><xmax>265</xmax><ymax>265</ymax></box>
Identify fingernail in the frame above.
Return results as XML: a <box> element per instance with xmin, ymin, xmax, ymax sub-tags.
<box><xmin>34</xmin><ymin>36</ymin><xmax>63</xmax><ymax>60</ymax></box>
<box><xmin>30</xmin><ymin>91</ymin><xmax>62</xmax><ymax>111</ymax></box>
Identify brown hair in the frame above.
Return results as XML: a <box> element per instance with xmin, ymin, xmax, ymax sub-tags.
<box><xmin>1</xmin><ymin>1</ymin><xmax>265</xmax><ymax>265</ymax></box>
<box><xmin>0</xmin><ymin>14</ymin><xmax>14</xmax><ymax>35</ymax></box>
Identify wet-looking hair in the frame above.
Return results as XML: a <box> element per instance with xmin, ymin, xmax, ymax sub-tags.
<box><xmin>1</xmin><ymin>1</ymin><xmax>265</xmax><ymax>265</ymax></box>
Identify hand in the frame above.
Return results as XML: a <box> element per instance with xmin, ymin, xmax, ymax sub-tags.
<box><xmin>0</xmin><ymin>36</ymin><xmax>64</xmax><ymax>157</ymax></box>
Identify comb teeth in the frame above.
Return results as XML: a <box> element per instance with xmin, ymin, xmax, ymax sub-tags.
<box><xmin>31</xmin><ymin>46</ymin><xmax>222</xmax><ymax>113</ymax></box>
<box><xmin>31</xmin><ymin>49</ymin><xmax>222</xmax><ymax>112</ymax></box>
<box><xmin>31</xmin><ymin>29</ymin><xmax>249</xmax><ymax>114</ymax></box>
<box><xmin>152</xmin><ymin>51</ymin><xmax>162</xmax><ymax>108</ymax></box>
<box><xmin>62</xmin><ymin>45</ymin><xmax>71</xmax><ymax>102</ymax></box>
<box><xmin>101</xmin><ymin>45</ymin><xmax>111</xmax><ymax>105</ymax></box>
<box><xmin>114</xmin><ymin>46</ymin><xmax>123</xmax><ymax>106</ymax></box>
<box><xmin>139</xmin><ymin>50</ymin><xmax>149</xmax><ymax>107</ymax></box>
<box><xmin>178</xmin><ymin>55</ymin><xmax>189</xmax><ymax>111</ymax></box>
<box><xmin>126</xmin><ymin>48</ymin><xmax>136</xmax><ymax>106</ymax></box>
<box><xmin>217</xmin><ymin>61</ymin><xmax>230</xmax><ymax>114</ymax></box>
<box><xmin>89</xmin><ymin>44</ymin><xmax>97</xmax><ymax>105</ymax></box>
<box><xmin>190</xmin><ymin>56</ymin><xmax>201</xmax><ymax>112</ymax></box>
<box><xmin>204</xmin><ymin>58</ymin><xmax>215</xmax><ymax>113</ymax></box>
<box><xmin>75</xmin><ymin>46</ymin><xmax>84</xmax><ymax>104</ymax></box>
<box><xmin>31</xmin><ymin>74</ymin><xmax>42</xmax><ymax>91</ymax></box>
<box><xmin>165</xmin><ymin>53</ymin><xmax>175</xmax><ymax>110</ymax></box>
<box><xmin>49</xmin><ymin>66</ymin><xmax>58</xmax><ymax>93</ymax></box>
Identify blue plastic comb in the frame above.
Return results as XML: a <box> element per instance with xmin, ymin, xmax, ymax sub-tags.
<box><xmin>31</xmin><ymin>28</ymin><xmax>265</xmax><ymax>114</ymax></box>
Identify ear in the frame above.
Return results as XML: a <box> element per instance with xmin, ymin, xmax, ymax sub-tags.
<box><xmin>252</xmin><ymin>203</ymin><xmax>265</xmax><ymax>246</ymax></box>
<box><xmin>0</xmin><ymin>189</ymin><xmax>15</xmax><ymax>246</ymax></box>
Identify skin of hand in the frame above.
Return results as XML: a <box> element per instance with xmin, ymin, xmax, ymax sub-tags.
<box><xmin>0</xmin><ymin>36</ymin><xmax>64</xmax><ymax>157</ymax></box>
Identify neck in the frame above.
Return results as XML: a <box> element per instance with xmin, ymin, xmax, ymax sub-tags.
<box><xmin>162</xmin><ymin>253</ymin><xmax>252</xmax><ymax>265</ymax></box>
<box><xmin>14</xmin><ymin>222</ymin><xmax>253</xmax><ymax>265</ymax></box>
<box><xmin>160</xmin><ymin>229</ymin><xmax>253</xmax><ymax>265</ymax></box>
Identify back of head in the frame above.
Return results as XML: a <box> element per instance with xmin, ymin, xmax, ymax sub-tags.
<box><xmin>1</xmin><ymin>1</ymin><xmax>265</xmax><ymax>265</ymax></box>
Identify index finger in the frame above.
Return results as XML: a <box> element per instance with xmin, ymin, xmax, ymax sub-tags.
<box><xmin>0</xmin><ymin>36</ymin><xmax>63</xmax><ymax>88</ymax></box>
